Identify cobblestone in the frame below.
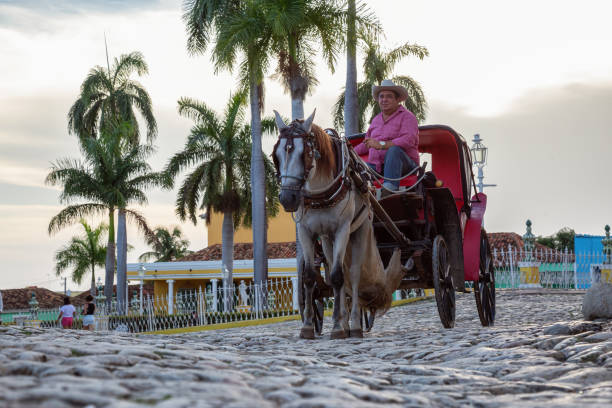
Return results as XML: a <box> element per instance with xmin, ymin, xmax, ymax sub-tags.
<box><xmin>0</xmin><ymin>291</ymin><xmax>611</xmax><ymax>407</ymax></box>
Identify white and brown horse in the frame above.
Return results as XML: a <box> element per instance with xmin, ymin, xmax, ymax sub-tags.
<box><xmin>273</xmin><ymin>110</ymin><xmax>406</xmax><ymax>339</ymax></box>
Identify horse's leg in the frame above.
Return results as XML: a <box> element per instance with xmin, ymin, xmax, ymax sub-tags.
<box><xmin>330</xmin><ymin>224</ymin><xmax>350</xmax><ymax>339</ymax></box>
<box><xmin>349</xmin><ymin>223</ymin><xmax>368</xmax><ymax>338</ymax></box>
<box><xmin>320</xmin><ymin>237</ymin><xmax>333</xmax><ymax>287</ymax></box>
<box><xmin>298</xmin><ymin>227</ymin><xmax>317</xmax><ymax>340</ymax></box>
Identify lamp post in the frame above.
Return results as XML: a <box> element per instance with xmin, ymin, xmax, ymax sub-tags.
<box><xmin>602</xmin><ymin>225</ymin><xmax>611</xmax><ymax>265</ymax></box>
<box><xmin>28</xmin><ymin>292</ymin><xmax>39</xmax><ymax>320</ymax></box>
<box><xmin>470</xmin><ymin>134</ymin><xmax>497</xmax><ymax>194</ymax></box>
<box><xmin>95</xmin><ymin>277</ymin><xmax>105</xmax><ymax>306</ymax></box>
<box><xmin>138</xmin><ymin>263</ymin><xmax>146</xmax><ymax>315</ymax></box>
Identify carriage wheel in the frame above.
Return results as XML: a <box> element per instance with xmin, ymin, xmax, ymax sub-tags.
<box><xmin>361</xmin><ymin>308</ymin><xmax>376</xmax><ymax>332</ymax></box>
<box><xmin>475</xmin><ymin>229</ymin><xmax>496</xmax><ymax>326</ymax></box>
<box><xmin>432</xmin><ymin>235</ymin><xmax>455</xmax><ymax>328</ymax></box>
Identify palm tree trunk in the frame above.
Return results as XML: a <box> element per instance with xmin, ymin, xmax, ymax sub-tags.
<box><xmin>344</xmin><ymin>0</ymin><xmax>359</xmax><ymax>136</ymax></box>
<box><xmin>249</xmin><ymin>77</ymin><xmax>268</xmax><ymax>284</ymax></box>
<box><xmin>116</xmin><ymin>208</ymin><xmax>127</xmax><ymax>313</ymax></box>
<box><xmin>291</xmin><ymin>91</ymin><xmax>304</xmax><ymax>120</ymax></box>
<box><xmin>290</xmin><ymin>85</ymin><xmax>304</xmax><ymax>304</ymax></box>
<box><xmin>221</xmin><ymin>210</ymin><xmax>234</xmax><ymax>312</ymax></box>
<box><xmin>104</xmin><ymin>208</ymin><xmax>115</xmax><ymax>307</ymax></box>
<box><xmin>90</xmin><ymin>263</ymin><xmax>96</xmax><ymax>297</ymax></box>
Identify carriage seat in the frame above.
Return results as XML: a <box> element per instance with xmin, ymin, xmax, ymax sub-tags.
<box><xmin>358</xmin><ymin>153</ymin><xmax>419</xmax><ymax>190</ymax></box>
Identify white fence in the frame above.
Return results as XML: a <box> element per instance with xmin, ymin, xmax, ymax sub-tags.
<box><xmin>490</xmin><ymin>246</ymin><xmax>611</xmax><ymax>290</ymax></box>
<box><xmin>4</xmin><ymin>247</ymin><xmax>610</xmax><ymax>333</ymax></box>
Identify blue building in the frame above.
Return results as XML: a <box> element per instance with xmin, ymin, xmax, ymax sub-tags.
<box><xmin>574</xmin><ymin>234</ymin><xmax>606</xmax><ymax>288</ymax></box>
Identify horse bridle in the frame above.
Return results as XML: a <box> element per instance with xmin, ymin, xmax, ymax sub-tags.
<box><xmin>272</xmin><ymin>122</ymin><xmax>320</xmax><ymax>191</ymax></box>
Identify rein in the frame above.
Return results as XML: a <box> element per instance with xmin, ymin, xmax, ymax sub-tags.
<box><xmin>273</xmin><ymin>124</ymin><xmax>353</xmax><ymax>210</ymax></box>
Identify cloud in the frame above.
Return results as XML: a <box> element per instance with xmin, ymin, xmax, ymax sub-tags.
<box><xmin>426</xmin><ymin>81</ymin><xmax>612</xmax><ymax>237</ymax></box>
<box><xmin>0</xmin><ymin>1</ymin><xmax>173</xmax><ymax>32</ymax></box>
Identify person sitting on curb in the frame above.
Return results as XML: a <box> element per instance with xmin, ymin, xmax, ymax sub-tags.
<box><xmin>354</xmin><ymin>79</ymin><xmax>420</xmax><ymax>195</ymax></box>
<box><xmin>82</xmin><ymin>295</ymin><xmax>95</xmax><ymax>331</ymax></box>
<box><xmin>56</xmin><ymin>296</ymin><xmax>75</xmax><ymax>329</ymax></box>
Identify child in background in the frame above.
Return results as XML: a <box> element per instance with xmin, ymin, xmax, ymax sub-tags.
<box><xmin>82</xmin><ymin>295</ymin><xmax>96</xmax><ymax>331</ymax></box>
<box><xmin>56</xmin><ymin>297</ymin><xmax>75</xmax><ymax>329</ymax></box>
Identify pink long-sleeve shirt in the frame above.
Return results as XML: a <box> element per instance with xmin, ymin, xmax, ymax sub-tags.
<box><xmin>354</xmin><ymin>106</ymin><xmax>419</xmax><ymax>172</ymax></box>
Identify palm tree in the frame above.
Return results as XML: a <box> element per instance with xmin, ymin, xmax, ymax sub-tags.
<box><xmin>265</xmin><ymin>0</ymin><xmax>344</xmax><ymax>121</ymax></box>
<box><xmin>344</xmin><ymin>0</ymin><xmax>359</xmax><ymax>137</ymax></box>
<box><xmin>65</xmin><ymin>51</ymin><xmax>157</xmax><ymax>304</ymax></box>
<box><xmin>184</xmin><ymin>0</ymin><xmax>274</xmax><ymax>283</ymax></box>
<box><xmin>54</xmin><ymin>219</ymin><xmax>107</xmax><ymax>295</ymax></box>
<box><xmin>47</xmin><ymin>122</ymin><xmax>163</xmax><ymax>307</ymax></box>
<box><xmin>139</xmin><ymin>226</ymin><xmax>193</xmax><ymax>262</ymax></box>
<box><xmin>334</xmin><ymin>34</ymin><xmax>429</xmax><ymax>131</ymax></box>
<box><xmin>165</xmin><ymin>91</ymin><xmax>279</xmax><ymax>292</ymax></box>
<box><xmin>67</xmin><ymin>51</ymin><xmax>157</xmax><ymax>144</ymax></box>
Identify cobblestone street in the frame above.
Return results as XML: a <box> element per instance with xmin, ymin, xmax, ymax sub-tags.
<box><xmin>1</xmin><ymin>291</ymin><xmax>611</xmax><ymax>407</ymax></box>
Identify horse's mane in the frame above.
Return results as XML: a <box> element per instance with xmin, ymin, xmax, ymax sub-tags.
<box><xmin>311</xmin><ymin>124</ymin><xmax>336</xmax><ymax>179</ymax></box>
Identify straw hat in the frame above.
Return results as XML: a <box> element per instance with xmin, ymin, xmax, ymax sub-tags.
<box><xmin>372</xmin><ymin>79</ymin><xmax>408</xmax><ymax>102</ymax></box>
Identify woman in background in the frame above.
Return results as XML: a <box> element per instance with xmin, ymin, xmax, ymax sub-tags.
<box><xmin>56</xmin><ymin>297</ymin><xmax>75</xmax><ymax>329</ymax></box>
<box><xmin>82</xmin><ymin>295</ymin><xmax>95</xmax><ymax>331</ymax></box>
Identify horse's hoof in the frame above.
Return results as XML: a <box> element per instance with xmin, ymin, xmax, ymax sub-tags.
<box><xmin>300</xmin><ymin>328</ymin><xmax>315</xmax><ymax>340</ymax></box>
<box><xmin>330</xmin><ymin>330</ymin><xmax>347</xmax><ymax>340</ymax></box>
<box><xmin>349</xmin><ymin>328</ymin><xmax>363</xmax><ymax>338</ymax></box>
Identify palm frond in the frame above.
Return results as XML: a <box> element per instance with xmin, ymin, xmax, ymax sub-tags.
<box><xmin>48</xmin><ymin>203</ymin><xmax>108</xmax><ymax>235</ymax></box>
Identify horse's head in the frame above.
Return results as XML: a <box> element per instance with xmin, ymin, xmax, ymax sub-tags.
<box><xmin>272</xmin><ymin>109</ymin><xmax>317</xmax><ymax>212</ymax></box>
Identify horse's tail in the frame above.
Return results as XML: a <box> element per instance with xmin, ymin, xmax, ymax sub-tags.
<box><xmin>359</xmin><ymin>248</ymin><xmax>405</xmax><ymax>314</ymax></box>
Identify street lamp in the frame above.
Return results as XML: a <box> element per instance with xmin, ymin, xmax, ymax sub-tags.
<box><xmin>138</xmin><ymin>263</ymin><xmax>146</xmax><ymax>315</ymax></box>
<box><xmin>470</xmin><ymin>134</ymin><xmax>497</xmax><ymax>194</ymax></box>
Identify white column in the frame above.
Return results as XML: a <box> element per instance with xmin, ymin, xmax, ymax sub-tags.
<box><xmin>210</xmin><ymin>279</ymin><xmax>218</xmax><ymax>312</ymax></box>
<box><xmin>167</xmin><ymin>280</ymin><xmax>175</xmax><ymax>315</ymax></box>
<box><xmin>291</xmin><ymin>277</ymin><xmax>299</xmax><ymax>311</ymax></box>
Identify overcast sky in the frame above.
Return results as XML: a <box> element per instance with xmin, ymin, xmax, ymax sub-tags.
<box><xmin>1</xmin><ymin>0</ymin><xmax>612</xmax><ymax>291</ymax></box>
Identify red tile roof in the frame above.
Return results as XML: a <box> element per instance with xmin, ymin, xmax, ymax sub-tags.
<box><xmin>1</xmin><ymin>284</ymin><xmax>154</xmax><ymax>311</ymax></box>
<box><xmin>176</xmin><ymin>234</ymin><xmax>569</xmax><ymax>264</ymax></box>
<box><xmin>178</xmin><ymin>242</ymin><xmax>297</xmax><ymax>261</ymax></box>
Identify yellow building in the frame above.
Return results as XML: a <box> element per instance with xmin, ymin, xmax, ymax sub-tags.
<box><xmin>127</xmin><ymin>210</ymin><xmax>298</xmax><ymax>301</ymax></box>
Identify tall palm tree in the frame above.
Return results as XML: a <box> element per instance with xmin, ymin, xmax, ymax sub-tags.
<box><xmin>334</xmin><ymin>35</ymin><xmax>429</xmax><ymax>131</ymax></box>
<box><xmin>66</xmin><ymin>51</ymin><xmax>157</xmax><ymax>304</ymax></box>
<box><xmin>139</xmin><ymin>226</ymin><xmax>193</xmax><ymax>262</ymax></box>
<box><xmin>190</xmin><ymin>1</ymin><xmax>273</xmax><ymax>283</ymax></box>
<box><xmin>266</xmin><ymin>0</ymin><xmax>344</xmax><ymax>121</ymax></box>
<box><xmin>54</xmin><ymin>219</ymin><xmax>107</xmax><ymax>295</ymax></box>
<box><xmin>183</xmin><ymin>0</ymin><xmax>268</xmax><ymax>283</ymax></box>
<box><xmin>67</xmin><ymin>51</ymin><xmax>157</xmax><ymax>144</ymax></box>
<box><xmin>165</xmin><ymin>91</ymin><xmax>279</xmax><ymax>291</ymax></box>
<box><xmin>344</xmin><ymin>0</ymin><xmax>359</xmax><ymax>137</ymax></box>
<box><xmin>47</xmin><ymin>122</ymin><xmax>162</xmax><ymax>307</ymax></box>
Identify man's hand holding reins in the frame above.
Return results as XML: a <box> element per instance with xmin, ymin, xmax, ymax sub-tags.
<box><xmin>364</xmin><ymin>138</ymin><xmax>393</xmax><ymax>150</ymax></box>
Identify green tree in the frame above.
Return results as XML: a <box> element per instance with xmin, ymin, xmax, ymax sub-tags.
<box><xmin>535</xmin><ymin>227</ymin><xmax>575</xmax><ymax>251</ymax></box>
<box><xmin>267</xmin><ymin>0</ymin><xmax>344</xmax><ymax>121</ymax></box>
<box><xmin>139</xmin><ymin>226</ymin><xmax>193</xmax><ymax>262</ymax></box>
<box><xmin>165</xmin><ymin>91</ymin><xmax>279</xmax><ymax>290</ymax></box>
<box><xmin>47</xmin><ymin>122</ymin><xmax>163</xmax><ymax>306</ymax></box>
<box><xmin>67</xmin><ymin>51</ymin><xmax>157</xmax><ymax>143</ymax></box>
<box><xmin>185</xmin><ymin>0</ymin><xmax>274</xmax><ymax>283</ymax></box>
<box><xmin>334</xmin><ymin>34</ymin><xmax>429</xmax><ymax>131</ymax></box>
<box><xmin>54</xmin><ymin>219</ymin><xmax>107</xmax><ymax>295</ymax></box>
<box><xmin>66</xmin><ymin>51</ymin><xmax>157</xmax><ymax>303</ymax></box>
<box><xmin>344</xmin><ymin>0</ymin><xmax>359</xmax><ymax>137</ymax></box>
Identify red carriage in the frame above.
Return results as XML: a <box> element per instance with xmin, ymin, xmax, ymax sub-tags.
<box><xmin>345</xmin><ymin>124</ymin><xmax>496</xmax><ymax>328</ymax></box>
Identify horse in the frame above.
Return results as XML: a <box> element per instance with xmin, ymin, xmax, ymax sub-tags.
<box><xmin>272</xmin><ymin>109</ymin><xmax>406</xmax><ymax>339</ymax></box>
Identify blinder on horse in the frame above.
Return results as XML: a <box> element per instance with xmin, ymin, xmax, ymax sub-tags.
<box><xmin>272</xmin><ymin>122</ymin><xmax>320</xmax><ymax>191</ymax></box>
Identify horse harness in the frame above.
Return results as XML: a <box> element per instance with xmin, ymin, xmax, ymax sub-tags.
<box><xmin>272</xmin><ymin>124</ymin><xmax>352</xmax><ymax>210</ymax></box>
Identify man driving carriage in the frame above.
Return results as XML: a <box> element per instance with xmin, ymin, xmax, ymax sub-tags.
<box><xmin>354</xmin><ymin>79</ymin><xmax>420</xmax><ymax>193</ymax></box>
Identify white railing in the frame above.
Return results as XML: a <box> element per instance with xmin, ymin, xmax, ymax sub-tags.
<box><xmin>490</xmin><ymin>246</ymin><xmax>609</xmax><ymax>290</ymax></box>
<box><xmin>6</xmin><ymin>248</ymin><xmax>609</xmax><ymax>333</ymax></box>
